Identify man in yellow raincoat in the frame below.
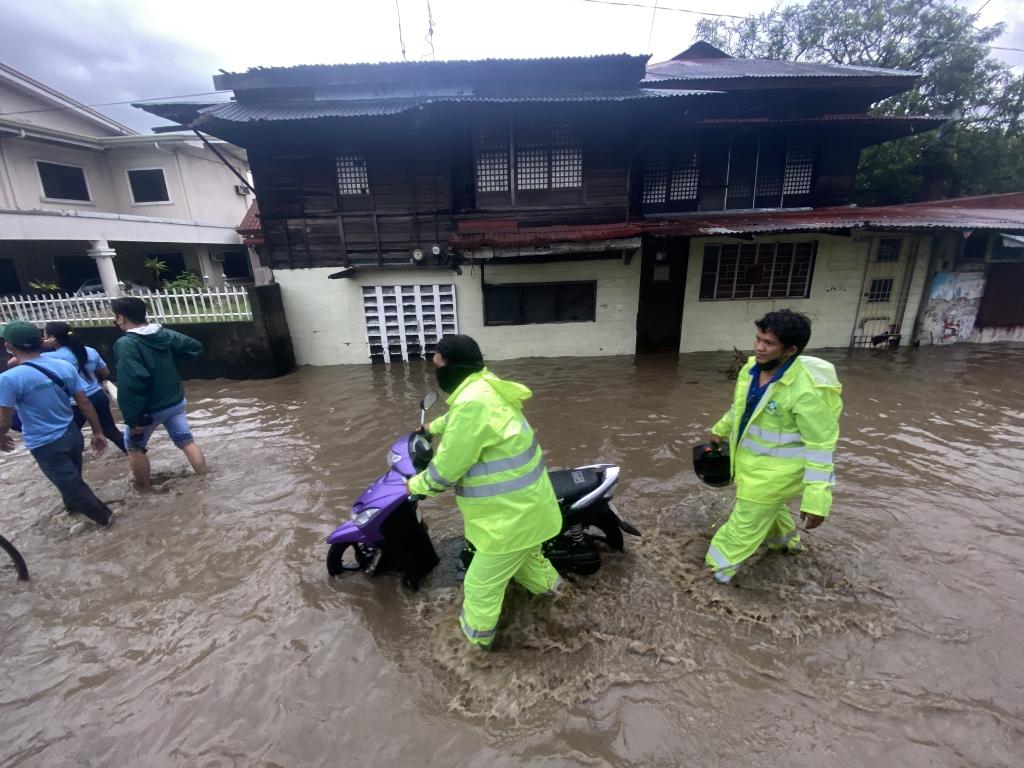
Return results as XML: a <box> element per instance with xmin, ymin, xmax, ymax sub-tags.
<box><xmin>706</xmin><ymin>310</ymin><xmax>842</xmax><ymax>583</ymax></box>
<box><xmin>408</xmin><ymin>335</ymin><xmax>562</xmax><ymax>647</ymax></box>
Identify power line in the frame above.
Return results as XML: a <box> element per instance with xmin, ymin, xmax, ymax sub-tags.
<box><xmin>577</xmin><ymin>0</ymin><xmax>1024</xmax><ymax>53</ymax></box>
<box><xmin>579</xmin><ymin>0</ymin><xmax>746</xmax><ymax>21</ymax></box>
<box><xmin>0</xmin><ymin>90</ymin><xmax>230</xmax><ymax>119</ymax></box>
<box><xmin>395</xmin><ymin>0</ymin><xmax>408</xmax><ymax>62</ymax></box>
<box><xmin>646</xmin><ymin>0</ymin><xmax>659</xmax><ymax>52</ymax></box>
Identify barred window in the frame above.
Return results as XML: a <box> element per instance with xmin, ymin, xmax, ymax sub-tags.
<box><xmin>866</xmin><ymin>277</ymin><xmax>894</xmax><ymax>302</ymax></box>
<box><xmin>336</xmin><ymin>155</ymin><xmax>369</xmax><ymax>196</ymax></box>
<box><xmin>699</xmin><ymin>242</ymin><xmax>816</xmax><ymax>301</ymax></box>
<box><xmin>876</xmin><ymin>238</ymin><xmax>901</xmax><ymax>262</ymax></box>
<box><xmin>475</xmin><ymin>123</ymin><xmax>510</xmax><ymax>193</ymax></box>
<box><xmin>782</xmin><ymin>142</ymin><xmax>815</xmax><ymax>196</ymax></box>
<box><xmin>643</xmin><ymin>148</ymin><xmax>699</xmax><ymax>206</ymax></box>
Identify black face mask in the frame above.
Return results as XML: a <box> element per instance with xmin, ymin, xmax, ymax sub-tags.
<box><xmin>435</xmin><ymin>363</ymin><xmax>480</xmax><ymax>394</ymax></box>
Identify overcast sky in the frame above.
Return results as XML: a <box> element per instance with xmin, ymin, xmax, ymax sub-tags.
<box><xmin>2</xmin><ymin>0</ymin><xmax>1022</xmax><ymax>133</ymax></box>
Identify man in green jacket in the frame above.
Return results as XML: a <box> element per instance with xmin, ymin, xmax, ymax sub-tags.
<box><xmin>111</xmin><ymin>297</ymin><xmax>207</xmax><ymax>489</ymax></box>
<box><xmin>706</xmin><ymin>310</ymin><xmax>842</xmax><ymax>584</ymax></box>
<box><xmin>408</xmin><ymin>335</ymin><xmax>562</xmax><ymax>649</ymax></box>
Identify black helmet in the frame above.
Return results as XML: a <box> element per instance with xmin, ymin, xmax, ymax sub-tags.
<box><xmin>693</xmin><ymin>442</ymin><xmax>730</xmax><ymax>487</ymax></box>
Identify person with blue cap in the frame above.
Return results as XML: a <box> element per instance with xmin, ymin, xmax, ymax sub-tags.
<box><xmin>0</xmin><ymin>321</ymin><xmax>112</xmax><ymax>527</ymax></box>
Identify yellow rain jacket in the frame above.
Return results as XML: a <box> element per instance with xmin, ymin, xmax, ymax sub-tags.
<box><xmin>712</xmin><ymin>356</ymin><xmax>842</xmax><ymax>517</ymax></box>
<box><xmin>408</xmin><ymin>368</ymin><xmax>562</xmax><ymax>554</ymax></box>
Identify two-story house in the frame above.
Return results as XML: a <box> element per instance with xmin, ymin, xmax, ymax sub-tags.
<box><xmin>0</xmin><ymin>62</ymin><xmax>257</xmax><ymax>298</ymax></box>
<box><xmin>138</xmin><ymin>43</ymin><xmax>1023</xmax><ymax>364</ymax></box>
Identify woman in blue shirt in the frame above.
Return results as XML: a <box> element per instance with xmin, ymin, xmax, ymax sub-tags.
<box><xmin>43</xmin><ymin>322</ymin><xmax>126</xmax><ymax>453</ymax></box>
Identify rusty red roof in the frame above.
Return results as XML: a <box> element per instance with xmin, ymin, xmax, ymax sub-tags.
<box><xmin>449</xmin><ymin>193</ymin><xmax>1024</xmax><ymax>248</ymax></box>
<box><xmin>237</xmin><ymin>199</ymin><xmax>262</xmax><ymax>246</ymax></box>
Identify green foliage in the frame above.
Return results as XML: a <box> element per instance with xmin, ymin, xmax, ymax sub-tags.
<box><xmin>28</xmin><ymin>279</ymin><xmax>59</xmax><ymax>293</ymax></box>
<box><xmin>144</xmin><ymin>257</ymin><xmax>169</xmax><ymax>282</ymax></box>
<box><xmin>696</xmin><ymin>0</ymin><xmax>1024</xmax><ymax>203</ymax></box>
<box><xmin>162</xmin><ymin>271</ymin><xmax>204</xmax><ymax>291</ymax></box>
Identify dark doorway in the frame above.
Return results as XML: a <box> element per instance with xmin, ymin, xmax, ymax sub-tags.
<box><xmin>53</xmin><ymin>255</ymin><xmax>100</xmax><ymax>293</ymax></box>
<box><xmin>0</xmin><ymin>259</ymin><xmax>20</xmax><ymax>295</ymax></box>
<box><xmin>976</xmin><ymin>263</ymin><xmax>1024</xmax><ymax>328</ymax></box>
<box><xmin>635</xmin><ymin>238</ymin><xmax>688</xmax><ymax>353</ymax></box>
<box><xmin>148</xmin><ymin>252</ymin><xmax>187</xmax><ymax>283</ymax></box>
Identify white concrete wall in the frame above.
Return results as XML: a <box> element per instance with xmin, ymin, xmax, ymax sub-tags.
<box><xmin>275</xmin><ymin>256</ymin><xmax>642</xmax><ymax>366</ymax></box>
<box><xmin>0</xmin><ymin>136</ymin><xmax>249</xmax><ymax>227</ymax></box>
<box><xmin>0</xmin><ymin>79</ymin><xmax>119</xmax><ymax>137</ymax></box>
<box><xmin>679</xmin><ymin>234</ymin><xmax>871</xmax><ymax>352</ymax></box>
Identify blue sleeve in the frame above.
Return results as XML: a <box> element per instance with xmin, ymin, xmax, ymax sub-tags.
<box><xmin>0</xmin><ymin>372</ymin><xmax>17</xmax><ymax>408</ymax></box>
<box><xmin>90</xmin><ymin>347</ymin><xmax>107</xmax><ymax>370</ymax></box>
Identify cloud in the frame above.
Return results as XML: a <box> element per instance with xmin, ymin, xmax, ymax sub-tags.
<box><xmin>0</xmin><ymin>0</ymin><xmax>223</xmax><ymax>132</ymax></box>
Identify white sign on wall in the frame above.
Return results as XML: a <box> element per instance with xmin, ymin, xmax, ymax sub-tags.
<box><xmin>362</xmin><ymin>284</ymin><xmax>458</xmax><ymax>363</ymax></box>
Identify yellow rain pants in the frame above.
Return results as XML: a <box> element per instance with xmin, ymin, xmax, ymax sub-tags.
<box><xmin>460</xmin><ymin>546</ymin><xmax>561</xmax><ymax>647</ymax></box>
<box><xmin>705</xmin><ymin>499</ymin><xmax>802</xmax><ymax>582</ymax></box>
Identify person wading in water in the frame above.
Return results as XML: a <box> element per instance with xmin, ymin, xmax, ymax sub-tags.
<box><xmin>705</xmin><ymin>310</ymin><xmax>843</xmax><ymax>584</ymax></box>
<box><xmin>407</xmin><ymin>334</ymin><xmax>563</xmax><ymax>649</ymax></box>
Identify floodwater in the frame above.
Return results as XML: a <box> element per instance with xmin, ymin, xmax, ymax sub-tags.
<box><xmin>2</xmin><ymin>344</ymin><xmax>1023</xmax><ymax>767</ymax></box>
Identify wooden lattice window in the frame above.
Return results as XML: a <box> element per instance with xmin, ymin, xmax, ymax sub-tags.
<box><xmin>782</xmin><ymin>142</ymin><xmax>815</xmax><ymax>196</ymax></box>
<box><xmin>336</xmin><ymin>155</ymin><xmax>369</xmax><ymax>196</ymax></box>
<box><xmin>643</xmin><ymin>148</ymin><xmax>699</xmax><ymax>207</ymax></box>
<box><xmin>699</xmin><ymin>242</ymin><xmax>816</xmax><ymax>301</ymax></box>
<box><xmin>475</xmin><ymin>123</ymin><xmax>510</xmax><ymax>193</ymax></box>
<box><xmin>514</xmin><ymin>116</ymin><xmax>582</xmax><ymax>191</ymax></box>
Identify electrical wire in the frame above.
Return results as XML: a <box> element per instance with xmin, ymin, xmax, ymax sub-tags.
<box><xmin>425</xmin><ymin>0</ymin><xmax>436</xmax><ymax>61</ymax></box>
<box><xmin>395</xmin><ymin>0</ymin><xmax>408</xmax><ymax>61</ymax></box>
<box><xmin>0</xmin><ymin>90</ymin><xmax>230</xmax><ymax>119</ymax></box>
<box><xmin>578</xmin><ymin>0</ymin><xmax>1024</xmax><ymax>52</ymax></box>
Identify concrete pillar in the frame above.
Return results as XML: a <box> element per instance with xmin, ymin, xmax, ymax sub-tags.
<box><xmin>87</xmin><ymin>239</ymin><xmax>120</xmax><ymax>296</ymax></box>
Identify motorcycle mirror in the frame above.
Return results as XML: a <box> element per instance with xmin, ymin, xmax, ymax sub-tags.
<box><xmin>420</xmin><ymin>391</ymin><xmax>438</xmax><ymax>411</ymax></box>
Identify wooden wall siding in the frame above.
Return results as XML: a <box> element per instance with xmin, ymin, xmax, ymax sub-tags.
<box><xmin>250</xmin><ymin>113</ymin><xmax>864</xmax><ymax>270</ymax></box>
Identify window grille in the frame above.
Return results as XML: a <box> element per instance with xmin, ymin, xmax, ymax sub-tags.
<box><xmin>755</xmin><ymin>173</ymin><xmax>783</xmax><ymax>198</ymax></box>
<box><xmin>513</xmin><ymin>116</ymin><xmax>582</xmax><ymax>192</ymax></box>
<box><xmin>336</xmin><ymin>155</ymin><xmax>369</xmax><ymax>196</ymax></box>
<box><xmin>362</xmin><ymin>284</ymin><xmax>458</xmax><ymax>363</ymax></box>
<box><xmin>475</xmin><ymin>124</ymin><xmax>509</xmax><ymax>193</ymax></box>
<box><xmin>643</xmin><ymin>148</ymin><xmax>699</xmax><ymax>205</ymax></box>
<box><xmin>642</xmin><ymin>158</ymin><xmax>669</xmax><ymax>204</ymax></box>
<box><xmin>876</xmin><ymin>238</ymin><xmax>901</xmax><ymax>262</ymax></box>
<box><xmin>866</xmin><ymin>277</ymin><xmax>894</xmax><ymax>303</ymax></box>
<box><xmin>783</xmin><ymin>142</ymin><xmax>815</xmax><ymax>195</ymax></box>
<box><xmin>699</xmin><ymin>242</ymin><xmax>816</xmax><ymax>300</ymax></box>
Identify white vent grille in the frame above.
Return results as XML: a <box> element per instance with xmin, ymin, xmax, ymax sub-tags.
<box><xmin>362</xmin><ymin>284</ymin><xmax>458</xmax><ymax>363</ymax></box>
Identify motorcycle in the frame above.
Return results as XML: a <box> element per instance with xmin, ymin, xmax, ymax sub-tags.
<box><xmin>325</xmin><ymin>391</ymin><xmax>640</xmax><ymax>590</ymax></box>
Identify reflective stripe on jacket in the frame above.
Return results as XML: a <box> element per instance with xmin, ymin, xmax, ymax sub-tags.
<box><xmin>712</xmin><ymin>355</ymin><xmax>842</xmax><ymax>517</ymax></box>
<box><xmin>408</xmin><ymin>369</ymin><xmax>562</xmax><ymax>554</ymax></box>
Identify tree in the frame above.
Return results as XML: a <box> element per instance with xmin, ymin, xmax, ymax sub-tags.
<box><xmin>696</xmin><ymin>0</ymin><xmax>1024</xmax><ymax>203</ymax></box>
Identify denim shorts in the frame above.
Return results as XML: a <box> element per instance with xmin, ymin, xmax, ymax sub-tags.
<box><xmin>124</xmin><ymin>399</ymin><xmax>194</xmax><ymax>452</ymax></box>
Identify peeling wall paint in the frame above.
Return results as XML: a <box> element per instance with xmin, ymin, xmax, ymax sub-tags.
<box><xmin>919</xmin><ymin>271</ymin><xmax>987</xmax><ymax>345</ymax></box>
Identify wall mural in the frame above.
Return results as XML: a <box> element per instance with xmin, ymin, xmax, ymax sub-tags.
<box><xmin>919</xmin><ymin>271</ymin><xmax>987</xmax><ymax>345</ymax></box>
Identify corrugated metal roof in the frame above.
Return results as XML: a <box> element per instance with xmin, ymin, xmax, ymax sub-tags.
<box><xmin>214</xmin><ymin>55</ymin><xmax>651</xmax><ymax>91</ymax></box>
<box><xmin>197</xmin><ymin>89</ymin><xmax>715</xmax><ymax>124</ymax></box>
<box><xmin>645</xmin><ymin>57</ymin><xmax>918</xmax><ymax>82</ymax></box>
<box><xmin>450</xmin><ymin>194</ymin><xmax>1024</xmax><ymax>248</ymax></box>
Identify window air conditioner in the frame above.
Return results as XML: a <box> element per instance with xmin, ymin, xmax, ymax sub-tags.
<box><xmin>234</xmin><ymin>184</ymin><xmax>249</xmax><ymax>196</ymax></box>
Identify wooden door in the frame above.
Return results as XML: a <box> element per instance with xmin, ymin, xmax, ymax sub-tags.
<box><xmin>635</xmin><ymin>238</ymin><xmax>688</xmax><ymax>353</ymax></box>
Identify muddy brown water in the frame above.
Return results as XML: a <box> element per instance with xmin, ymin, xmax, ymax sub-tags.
<box><xmin>2</xmin><ymin>344</ymin><xmax>1023</xmax><ymax>767</ymax></box>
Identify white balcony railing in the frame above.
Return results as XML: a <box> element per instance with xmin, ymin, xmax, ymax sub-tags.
<box><xmin>0</xmin><ymin>286</ymin><xmax>252</xmax><ymax>326</ymax></box>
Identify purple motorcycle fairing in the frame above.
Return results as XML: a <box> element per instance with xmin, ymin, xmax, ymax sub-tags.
<box><xmin>326</xmin><ymin>432</ymin><xmax>422</xmax><ymax>545</ymax></box>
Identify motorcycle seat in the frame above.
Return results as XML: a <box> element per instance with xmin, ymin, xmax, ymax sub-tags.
<box><xmin>548</xmin><ymin>468</ymin><xmax>602</xmax><ymax>505</ymax></box>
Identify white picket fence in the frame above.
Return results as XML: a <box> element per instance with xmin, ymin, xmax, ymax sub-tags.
<box><xmin>0</xmin><ymin>286</ymin><xmax>252</xmax><ymax>326</ymax></box>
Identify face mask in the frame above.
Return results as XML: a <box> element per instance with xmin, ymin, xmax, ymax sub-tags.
<box><xmin>436</xmin><ymin>364</ymin><xmax>478</xmax><ymax>394</ymax></box>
